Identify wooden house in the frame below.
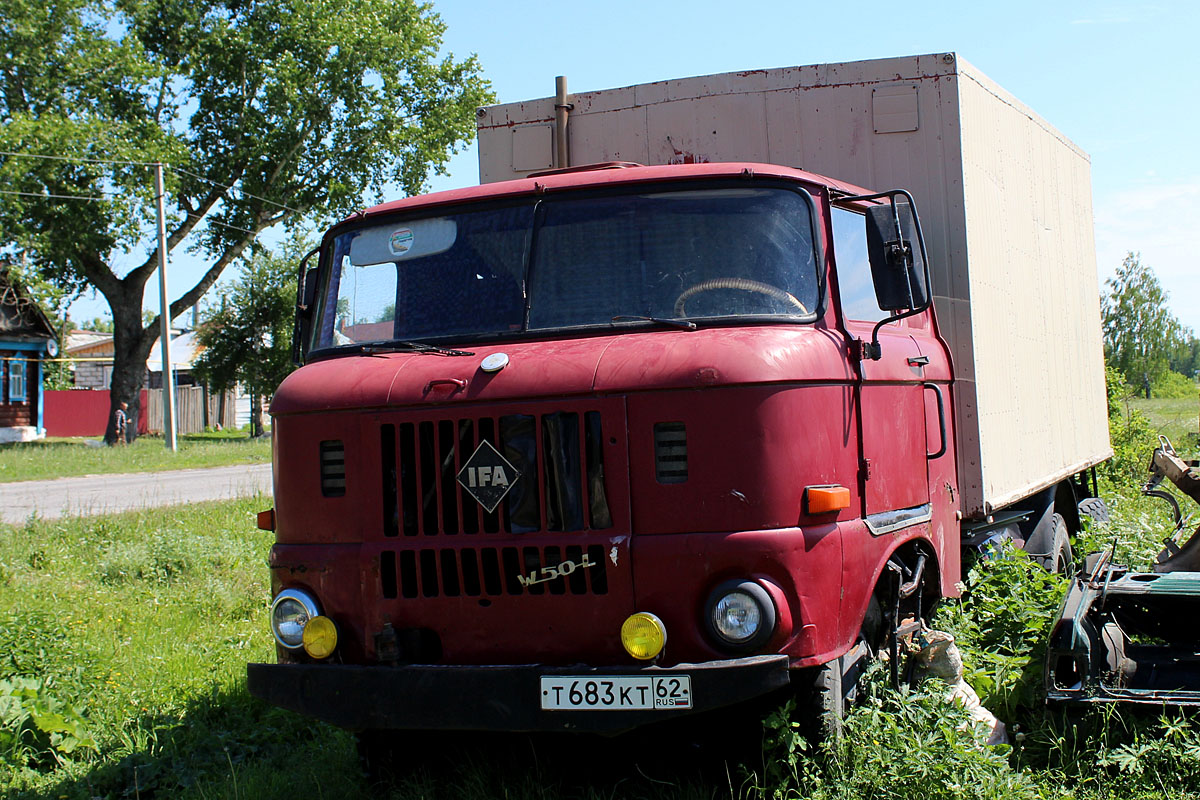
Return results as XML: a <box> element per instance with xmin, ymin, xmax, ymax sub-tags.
<box><xmin>0</xmin><ymin>270</ymin><xmax>57</xmax><ymax>441</ymax></box>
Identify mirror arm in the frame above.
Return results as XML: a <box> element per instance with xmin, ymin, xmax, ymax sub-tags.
<box><xmin>293</xmin><ymin>246</ymin><xmax>321</xmax><ymax>366</ymax></box>
<box><xmin>839</xmin><ymin>190</ymin><xmax>933</xmax><ymax>362</ymax></box>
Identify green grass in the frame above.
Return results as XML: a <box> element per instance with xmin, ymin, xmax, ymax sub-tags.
<box><xmin>0</xmin><ymin>434</ymin><xmax>270</xmax><ymax>483</ymax></box>
<box><xmin>1127</xmin><ymin>395</ymin><xmax>1198</xmax><ymax>449</ymax></box>
<box><xmin>4</xmin><ymin>467</ymin><xmax>1200</xmax><ymax>797</ymax></box>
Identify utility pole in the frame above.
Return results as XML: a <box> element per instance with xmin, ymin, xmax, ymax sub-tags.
<box><xmin>154</xmin><ymin>162</ymin><xmax>178</xmax><ymax>451</ymax></box>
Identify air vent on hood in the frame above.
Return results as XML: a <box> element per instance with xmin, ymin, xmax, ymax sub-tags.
<box><xmin>320</xmin><ymin>440</ymin><xmax>346</xmax><ymax>497</ymax></box>
<box><xmin>654</xmin><ymin>422</ymin><xmax>688</xmax><ymax>484</ymax></box>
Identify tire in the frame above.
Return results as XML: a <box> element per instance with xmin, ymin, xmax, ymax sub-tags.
<box><xmin>1032</xmin><ymin>513</ymin><xmax>1080</xmax><ymax>575</ymax></box>
<box><xmin>1078</xmin><ymin>496</ymin><xmax>1111</xmax><ymax>525</ymax></box>
<box><xmin>356</xmin><ymin>729</ymin><xmax>434</xmax><ymax>783</ymax></box>
<box><xmin>356</xmin><ymin>730</ymin><xmax>397</xmax><ymax>784</ymax></box>
<box><xmin>810</xmin><ymin>637</ymin><xmax>872</xmax><ymax>741</ymax></box>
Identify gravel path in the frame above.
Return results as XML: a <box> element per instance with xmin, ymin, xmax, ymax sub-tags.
<box><xmin>0</xmin><ymin>463</ymin><xmax>272</xmax><ymax>524</ymax></box>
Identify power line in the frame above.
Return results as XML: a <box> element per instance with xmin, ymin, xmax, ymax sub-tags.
<box><xmin>1</xmin><ymin>150</ymin><xmax>300</xmax><ymax>214</ymax></box>
<box><xmin>168</xmin><ymin>164</ymin><xmax>299</xmax><ymax>214</ymax></box>
<box><xmin>0</xmin><ymin>150</ymin><xmax>157</xmax><ymax>167</ymax></box>
<box><xmin>0</xmin><ymin>189</ymin><xmax>109</xmax><ymax>201</ymax></box>
<box><xmin>1</xmin><ymin>190</ymin><xmax>259</xmax><ymax>233</ymax></box>
<box><xmin>183</xmin><ymin>211</ymin><xmax>257</xmax><ymax>235</ymax></box>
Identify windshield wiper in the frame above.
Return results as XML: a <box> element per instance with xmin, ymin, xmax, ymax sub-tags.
<box><xmin>326</xmin><ymin>340</ymin><xmax>475</xmax><ymax>358</ymax></box>
<box><xmin>363</xmin><ymin>340</ymin><xmax>475</xmax><ymax>357</ymax></box>
<box><xmin>610</xmin><ymin>315</ymin><xmax>697</xmax><ymax>331</ymax></box>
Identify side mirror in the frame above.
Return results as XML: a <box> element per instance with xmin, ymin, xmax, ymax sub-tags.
<box><xmin>864</xmin><ymin>199</ymin><xmax>929</xmax><ymax>313</ymax></box>
<box><xmin>293</xmin><ymin>247</ymin><xmax>321</xmax><ymax>364</ymax></box>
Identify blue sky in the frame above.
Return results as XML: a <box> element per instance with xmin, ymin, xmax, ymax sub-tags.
<box><xmin>72</xmin><ymin>0</ymin><xmax>1200</xmax><ymax>335</ymax></box>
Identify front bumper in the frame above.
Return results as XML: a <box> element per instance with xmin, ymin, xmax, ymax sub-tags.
<box><xmin>246</xmin><ymin>655</ymin><xmax>791</xmax><ymax>733</ymax></box>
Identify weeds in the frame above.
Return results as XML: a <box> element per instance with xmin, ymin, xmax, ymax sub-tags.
<box><xmin>3</xmin><ymin>396</ymin><xmax>1200</xmax><ymax>797</ymax></box>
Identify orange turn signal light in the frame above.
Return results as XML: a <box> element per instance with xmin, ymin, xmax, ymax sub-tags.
<box><xmin>804</xmin><ymin>485</ymin><xmax>850</xmax><ymax>514</ymax></box>
<box><xmin>257</xmin><ymin>508</ymin><xmax>276</xmax><ymax>531</ymax></box>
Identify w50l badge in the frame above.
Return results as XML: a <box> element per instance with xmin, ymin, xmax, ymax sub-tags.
<box><xmin>457</xmin><ymin>440</ymin><xmax>522</xmax><ymax>513</ymax></box>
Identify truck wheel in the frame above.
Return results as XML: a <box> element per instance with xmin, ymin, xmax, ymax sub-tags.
<box><xmin>355</xmin><ymin>730</ymin><xmax>396</xmax><ymax>783</ymax></box>
<box><xmin>810</xmin><ymin>637</ymin><xmax>872</xmax><ymax>740</ymax></box>
<box><xmin>1078</xmin><ymin>497</ymin><xmax>1110</xmax><ymax>525</ymax></box>
<box><xmin>1042</xmin><ymin>512</ymin><xmax>1074</xmax><ymax>574</ymax></box>
<box><xmin>357</xmin><ymin>729</ymin><xmax>432</xmax><ymax>783</ymax></box>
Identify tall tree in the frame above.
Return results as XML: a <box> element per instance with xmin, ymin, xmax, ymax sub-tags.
<box><xmin>1102</xmin><ymin>252</ymin><xmax>1188</xmax><ymax>391</ymax></box>
<box><xmin>0</xmin><ymin>0</ymin><xmax>492</xmax><ymax>442</ymax></box>
<box><xmin>192</xmin><ymin>246</ymin><xmax>297</xmax><ymax>437</ymax></box>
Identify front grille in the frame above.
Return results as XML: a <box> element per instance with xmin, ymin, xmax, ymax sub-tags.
<box><xmin>380</xmin><ymin>410</ymin><xmax>612</xmax><ymax>537</ymax></box>
<box><xmin>380</xmin><ymin>543</ymin><xmax>609</xmax><ymax>598</ymax></box>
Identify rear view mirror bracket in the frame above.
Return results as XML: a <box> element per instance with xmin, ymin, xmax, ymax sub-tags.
<box><xmin>833</xmin><ymin>189</ymin><xmax>932</xmax><ymax>360</ymax></box>
<box><xmin>293</xmin><ymin>246</ymin><xmax>321</xmax><ymax>365</ymax></box>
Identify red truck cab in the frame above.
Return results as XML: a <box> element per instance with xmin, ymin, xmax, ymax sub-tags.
<box><xmin>247</xmin><ymin>161</ymin><xmax>957</xmax><ymax>733</ymax></box>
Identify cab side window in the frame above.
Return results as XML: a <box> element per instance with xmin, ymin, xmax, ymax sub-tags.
<box><xmin>831</xmin><ymin>206</ymin><xmax>889</xmax><ymax>323</ymax></box>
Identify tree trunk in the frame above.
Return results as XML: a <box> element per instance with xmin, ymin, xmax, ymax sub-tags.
<box><xmin>250</xmin><ymin>385</ymin><xmax>264</xmax><ymax>438</ymax></box>
<box><xmin>202</xmin><ymin>381</ymin><xmax>210</xmax><ymax>429</ymax></box>
<box><xmin>104</xmin><ymin>294</ymin><xmax>157</xmax><ymax>444</ymax></box>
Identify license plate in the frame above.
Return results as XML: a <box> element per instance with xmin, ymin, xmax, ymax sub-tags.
<box><xmin>540</xmin><ymin>675</ymin><xmax>692</xmax><ymax>710</ymax></box>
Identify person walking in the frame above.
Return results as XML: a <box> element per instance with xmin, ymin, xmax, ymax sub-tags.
<box><xmin>114</xmin><ymin>402</ymin><xmax>129</xmax><ymax>445</ymax></box>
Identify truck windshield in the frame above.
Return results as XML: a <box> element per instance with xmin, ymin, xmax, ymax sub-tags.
<box><xmin>311</xmin><ymin>186</ymin><xmax>819</xmax><ymax>350</ymax></box>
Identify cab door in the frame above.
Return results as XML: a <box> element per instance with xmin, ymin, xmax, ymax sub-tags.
<box><xmin>830</xmin><ymin>206</ymin><xmax>930</xmax><ymax>518</ymax></box>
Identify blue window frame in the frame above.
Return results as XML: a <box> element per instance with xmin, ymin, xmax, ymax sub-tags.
<box><xmin>9</xmin><ymin>357</ymin><xmax>25</xmax><ymax>402</ymax></box>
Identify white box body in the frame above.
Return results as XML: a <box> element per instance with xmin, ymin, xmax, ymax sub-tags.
<box><xmin>477</xmin><ymin>53</ymin><xmax>1111</xmax><ymax>517</ymax></box>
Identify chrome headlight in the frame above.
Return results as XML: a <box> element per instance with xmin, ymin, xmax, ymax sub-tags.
<box><xmin>271</xmin><ymin>588</ymin><xmax>320</xmax><ymax>649</ymax></box>
<box><xmin>705</xmin><ymin>580</ymin><xmax>776</xmax><ymax>651</ymax></box>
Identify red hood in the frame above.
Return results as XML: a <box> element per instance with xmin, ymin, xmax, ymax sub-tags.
<box><xmin>270</xmin><ymin>326</ymin><xmax>850</xmax><ymax>416</ymax></box>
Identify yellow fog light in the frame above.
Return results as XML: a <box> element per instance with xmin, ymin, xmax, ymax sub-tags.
<box><xmin>621</xmin><ymin>612</ymin><xmax>667</xmax><ymax>661</ymax></box>
<box><xmin>302</xmin><ymin>615</ymin><xmax>338</xmax><ymax>659</ymax></box>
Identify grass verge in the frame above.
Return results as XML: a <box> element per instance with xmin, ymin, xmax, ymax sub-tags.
<box><xmin>4</xmin><ymin>463</ymin><xmax>1200</xmax><ymax>797</ymax></box>
<box><xmin>1127</xmin><ymin>395</ymin><xmax>1198</xmax><ymax>449</ymax></box>
<box><xmin>0</xmin><ymin>434</ymin><xmax>270</xmax><ymax>483</ymax></box>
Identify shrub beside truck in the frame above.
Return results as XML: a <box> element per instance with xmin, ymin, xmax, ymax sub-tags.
<box><xmin>247</xmin><ymin>53</ymin><xmax>1111</xmax><ymax>739</ymax></box>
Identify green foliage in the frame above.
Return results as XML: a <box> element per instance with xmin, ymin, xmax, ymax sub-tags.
<box><xmin>1170</xmin><ymin>335</ymin><xmax>1200</xmax><ymax>379</ymax></box>
<box><xmin>0</xmin><ymin>677</ymin><xmax>97</xmax><ymax>771</ymax></box>
<box><xmin>932</xmin><ymin>547</ymin><xmax>1067</xmax><ymax>722</ymax></box>
<box><xmin>75</xmin><ymin>316</ymin><xmax>115</xmax><ymax>333</ymax></box>
<box><xmin>192</xmin><ymin>245</ymin><xmax>299</xmax><ymax>430</ymax></box>
<box><xmin>0</xmin><ymin>0</ymin><xmax>493</xmax><ymax>436</ymax></box>
<box><xmin>1102</xmin><ymin>366</ymin><xmax>1158</xmax><ymax>487</ymax></box>
<box><xmin>1151</xmin><ymin>369</ymin><xmax>1198</xmax><ymax>399</ymax></box>
<box><xmin>1102</xmin><ymin>252</ymin><xmax>1190</xmax><ymax>389</ymax></box>
<box><xmin>756</xmin><ymin>684</ymin><xmax>1051</xmax><ymax>800</ymax></box>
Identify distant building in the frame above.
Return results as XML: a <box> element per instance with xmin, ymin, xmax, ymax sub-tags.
<box><xmin>0</xmin><ymin>270</ymin><xmax>57</xmax><ymax>441</ymax></box>
<box><xmin>65</xmin><ymin>327</ymin><xmax>201</xmax><ymax>389</ymax></box>
<box><xmin>64</xmin><ymin>329</ymin><xmax>117</xmax><ymax>388</ymax></box>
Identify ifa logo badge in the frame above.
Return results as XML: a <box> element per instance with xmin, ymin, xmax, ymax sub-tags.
<box><xmin>457</xmin><ymin>440</ymin><xmax>521</xmax><ymax>513</ymax></box>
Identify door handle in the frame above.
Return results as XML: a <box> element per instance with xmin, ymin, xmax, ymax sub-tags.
<box><xmin>922</xmin><ymin>382</ymin><xmax>947</xmax><ymax>460</ymax></box>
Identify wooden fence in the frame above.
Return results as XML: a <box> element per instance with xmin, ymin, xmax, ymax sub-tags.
<box><xmin>144</xmin><ymin>386</ymin><xmax>237</xmax><ymax>434</ymax></box>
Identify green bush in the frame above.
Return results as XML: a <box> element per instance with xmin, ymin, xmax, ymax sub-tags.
<box><xmin>756</xmin><ymin>683</ymin><xmax>1052</xmax><ymax>800</ymax></box>
<box><xmin>1102</xmin><ymin>366</ymin><xmax>1158</xmax><ymax>487</ymax></box>
<box><xmin>933</xmin><ymin>547</ymin><xmax>1066</xmax><ymax>722</ymax></box>
<box><xmin>1150</xmin><ymin>369</ymin><xmax>1198</xmax><ymax>399</ymax></box>
<box><xmin>0</xmin><ymin>676</ymin><xmax>97</xmax><ymax>772</ymax></box>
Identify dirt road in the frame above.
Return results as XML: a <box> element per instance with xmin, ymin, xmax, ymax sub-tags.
<box><xmin>0</xmin><ymin>463</ymin><xmax>272</xmax><ymax>524</ymax></box>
